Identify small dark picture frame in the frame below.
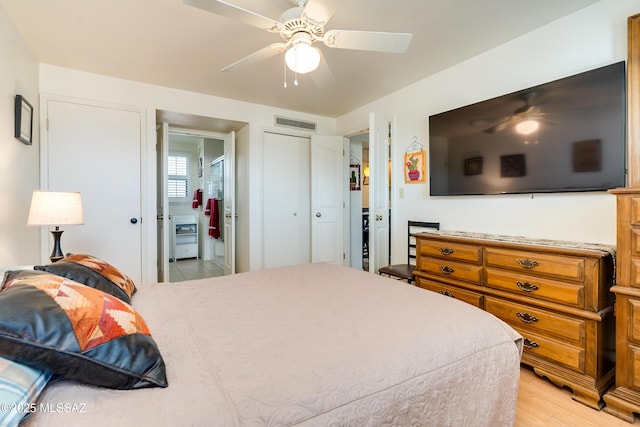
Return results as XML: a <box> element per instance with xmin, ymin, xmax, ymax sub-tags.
<box><xmin>464</xmin><ymin>157</ymin><xmax>483</xmax><ymax>175</ymax></box>
<box><xmin>14</xmin><ymin>95</ymin><xmax>33</xmax><ymax>145</ymax></box>
<box><xmin>501</xmin><ymin>154</ymin><xmax>526</xmax><ymax>177</ymax></box>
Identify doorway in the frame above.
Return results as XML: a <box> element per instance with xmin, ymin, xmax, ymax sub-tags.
<box><xmin>166</xmin><ymin>132</ymin><xmax>225</xmax><ymax>282</ymax></box>
<box><xmin>346</xmin><ymin>114</ymin><xmax>392</xmax><ymax>274</ymax></box>
<box><xmin>156</xmin><ymin>110</ymin><xmax>246</xmax><ymax>282</ymax></box>
<box><xmin>347</xmin><ymin>132</ymin><xmax>369</xmax><ymax>270</ymax></box>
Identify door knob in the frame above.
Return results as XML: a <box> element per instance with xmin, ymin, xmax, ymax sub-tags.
<box><xmin>130</xmin><ymin>218</ymin><xmax>138</xmax><ymax>224</ymax></box>
<box><xmin>375</xmin><ymin>215</ymin><xmax>383</xmax><ymax>221</ymax></box>
<box><xmin>315</xmin><ymin>212</ymin><xmax>322</xmax><ymax>218</ymax></box>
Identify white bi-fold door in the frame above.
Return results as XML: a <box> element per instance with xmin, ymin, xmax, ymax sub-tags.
<box><xmin>263</xmin><ymin>131</ymin><xmax>344</xmax><ymax>269</ymax></box>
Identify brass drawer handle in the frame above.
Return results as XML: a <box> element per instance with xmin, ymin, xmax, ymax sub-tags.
<box><xmin>439</xmin><ymin>290</ymin><xmax>455</xmax><ymax>298</ymax></box>
<box><xmin>516</xmin><ymin>281</ymin><xmax>539</xmax><ymax>292</ymax></box>
<box><xmin>439</xmin><ymin>248</ymin><xmax>454</xmax><ymax>256</ymax></box>
<box><xmin>440</xmin><ymin>266</ymin><xmax>455</xmax><ymax>274</ymax></box>
<box><xmin>523</xmin><ymin>338</ymin><xmax>540</xmax><ymax>349</ymax></box>
<box><xmin>517</xmin><ymin>258</ymin><xmax>539</xmax><ymax>269</ymax></box>
<box><xmin>516</xmin><ymin>312</ymin><xmax>539</xmax><ymax>323</ymax></box>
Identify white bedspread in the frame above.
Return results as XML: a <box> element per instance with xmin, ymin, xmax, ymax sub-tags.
<box><xmin>24</xmin><ymin>263</ymin><xmax>522</xmax><ymax>426</ymax></box>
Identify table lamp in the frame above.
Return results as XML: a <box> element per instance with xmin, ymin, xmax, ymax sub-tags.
<box><xmin>27</xmin><ymin>190</ymin><xmax>84</xmax><ymax>262</ymax></box>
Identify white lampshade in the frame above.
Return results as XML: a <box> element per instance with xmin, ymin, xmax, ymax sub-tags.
<box><xmin>27</xmin><ymin>191</ymin><xmax>84</xmax><ymax>226</ymax></box>
<box><xmin>285</xmin><ymin>42</ymin><xmax>321</xmax><ymax>74</ymax></box>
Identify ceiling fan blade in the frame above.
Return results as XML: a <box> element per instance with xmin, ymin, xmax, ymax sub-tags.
<box><xmin>302</xmin><ymin>0</ymin><xmax>340</xmax><ymax>26</ymax></box>
<box><xmin>183</xmin><ymin>0</ymin><xmax>283</xmax><ymax>32</ymax></box>
<box><xmin>323</xmin><ymin>30</ymin><xmax>412</xmax><ymax>53</ymax></box>
<box><xmin>310</xmin><ymin>50</ymin><xmax>335</xmax><ymax>88</ymax></box>
<box><xmin>484</xmin><ymin>119</ymin><xmax>512</xmax><ymax>134</ymax></box>
<box><xmin>221</xmin><ymin>43</ymin><xmax>287</xmax><ymax>72</ymax></box>
<box><xmin>469</xmin><ymin>118</ymin><xmax>497</xmax><ymax>127</ymax></box>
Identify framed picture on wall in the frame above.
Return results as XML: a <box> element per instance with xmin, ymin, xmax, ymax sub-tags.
<box><xmin>464</xmin><ymin>157</ymin><xmax>483</xmax><ymax>175</ymax></box>
<box><xmin>573</xmin><ymin>139</ymin><xmax>601</xmax><ymax>172</ymax></box>
<box><xmin>349</xmin><ymin>164</ymin><xmax>361</xmax><ymax>191</ymax></box>
<box><xmin>14</xmin><ymin>95</ymin><xmax>33</xmax><ymax>145</ymax></box>
<box><xmin>404</xmin><ymin>150</ymin><xmax>426</xmax><ymax>183</ymax></box>
<box><xmin>500</xmin><ymin>154</ymin><xmax>526</xmax><ymax>177</ymax></box>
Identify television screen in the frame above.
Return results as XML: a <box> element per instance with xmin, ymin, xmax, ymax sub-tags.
<box><xmin>428</xmin><ymin>61</ymin><xmax>626</xmax><ymax>196</ymax></box>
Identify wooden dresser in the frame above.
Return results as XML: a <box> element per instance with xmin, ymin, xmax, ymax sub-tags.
<box><xmin>413</xmin><ymin>231</ymin><xmax>616</xmax><ymax>409</ymax></box>
<box><xmin>604</xmin><ymin>188</ymin><xmax>640</xmax><ymax>421</ymax></box>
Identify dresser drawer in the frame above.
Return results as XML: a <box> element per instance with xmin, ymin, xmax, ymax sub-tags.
<box><xmin>418</xmin><ymin>258</ymin><xmax>482</xmax><ymax>284</ymax></box>
<box><xmin>514</xmin><ymin>327</ymin><xmax>585</xmax><ymax>373</ymax></box>
<box><xmin>631</xmin><ymin>197</ymin><xmax>640</xmax><ymax>225</ymax></box>
<box><xmin>631</xmin><ymin>229</ymin><xmax>640</xmax><ymax>258</ymax></box>
<box><xmin>417</xmin><ymin>239</ymin><xmax>482</xmax><ymax>264</ymax></box>
<box><xmin>629</xmin><ymin>344</ymin><xmax>640</xmax><ymax>389</ymax></box>
<box><xmin>485</xmin><ymin>296</ymin><xmax>585</xmax><ymax>343</ymax></box>
<box><xmin>627</xmin><ymin>298</ymin><xmax>640</xmax><ymax>344</ymax></box>
<box><xmin>485</xmin><ymin>247</ymin><xmax>585</xmax><ymax>281</ymax></box>
<box><xmin>486</xmin><ymin>268</ymin><xmax>584</xmax><ymax>307</ymax></box>
<box><xmin>631</xmin><ymin>257</ymin><xmax>640</xmax><ymax>288</ymax></box>
<box><xmin>416</xmin><ymin>278</ymin><xmax>483</xmax><ymax>308</ymax></box>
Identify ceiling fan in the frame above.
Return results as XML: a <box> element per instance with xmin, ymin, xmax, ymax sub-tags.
<box><xmin>183</xmin><ymin>0</ymin><xmax>413</xmax><ymax>86</ymax></box>
<box><xmin>469</xmin><ymin>92</ymin><xmax>553</xmax><ymax>135</ymax></box>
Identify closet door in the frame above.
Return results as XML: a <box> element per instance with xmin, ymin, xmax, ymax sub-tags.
<box><xmin>263</xmin><ymin>132</ymin><xmax>310</xmax><ymax>268</ymax></box>
<box><xmin>44</xmin><ymin>97</ymin><xmax>143</xmax><ymax>283</ymax></box>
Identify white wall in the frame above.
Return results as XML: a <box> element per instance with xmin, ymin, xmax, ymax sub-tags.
<box><xmin>0</xmin><ymin>4</ymin><xmax>40</xmax><ymax>266</ymax></box>
<box><xmin>337</xmin><ymin>0</ymin><xmax>639</xmax><ymax>264</ymax></box>
<box><xmin>39</xmin><ymin>65</ymin><xmax>336</xmax><ymax>277</ymax></box>
<box><xmin>5</xmin><ymin>0</ymin><xmax>637</xmax><ymax>272</ymax></box>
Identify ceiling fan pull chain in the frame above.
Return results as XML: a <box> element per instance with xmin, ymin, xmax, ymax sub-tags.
<box><xmin>283</xmin><ymin>58</ymin><xmax>288</xmax><ymax>88</ymax></box>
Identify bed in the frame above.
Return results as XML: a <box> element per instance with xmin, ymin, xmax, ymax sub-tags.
<box><xmin>1</xmin><ymin>260</ymin><xmax>522</xmax><ymax>426</ymax></box>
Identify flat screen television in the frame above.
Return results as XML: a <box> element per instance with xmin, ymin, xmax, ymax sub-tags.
<box><xmin>428</xmin><ymin>61</ymin><xmax>626</xmax><ymax>196</ymax></box>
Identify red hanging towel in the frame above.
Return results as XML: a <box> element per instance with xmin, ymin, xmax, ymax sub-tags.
<box><xmin>209</xmin><ymin>198</ymin><xmax>220</xmax><ymax>239</ymax></box>
<box><xmin>204</xmin><ymin>198</ymin><xmax>213</xmax><ymax>216</ymax></box>
<box><xmin>192</xmin><ymin>189</ymin><xmax>203</xmax><ymax>208</ymax></box>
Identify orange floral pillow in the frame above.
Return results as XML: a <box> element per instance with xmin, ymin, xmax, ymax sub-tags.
<box><xmin>0</xmin><ymin>270</ymin><xmax>166</xmax><ymax>389</ymax></box>
<box><xmin>35</xmin><ymin>253</ymin><xmax>136</xmax><ymax>303</ymax></box>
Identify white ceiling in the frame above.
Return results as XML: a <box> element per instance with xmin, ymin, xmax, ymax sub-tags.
<box><xmin>1</xmin><ymin>0</ymin><xmax>601</xmax><ymax>118</ymax></box>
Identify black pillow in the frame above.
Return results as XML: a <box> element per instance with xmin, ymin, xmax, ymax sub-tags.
<box><xmin>0</xmin><ymin>270</ymin><xmax>167</xmax><ymax>389</ymax></box>
<box><xmin>35</xmin><ymin>253</ymin><xmax>136</xmax><ymax>303</ymax></box>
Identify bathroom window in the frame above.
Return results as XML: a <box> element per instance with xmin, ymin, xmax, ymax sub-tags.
<box><xmin>168</xmin><ymin>154</ymin><xmax>189</xmax><ymax>199</ymax></box>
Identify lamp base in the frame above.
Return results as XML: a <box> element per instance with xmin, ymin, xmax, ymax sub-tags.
<box><xmin>50</xmin><ymin>228</ymin><xmax>64</xmax><ymax>263</ymax></box>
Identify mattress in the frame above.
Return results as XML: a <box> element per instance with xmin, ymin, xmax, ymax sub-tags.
<box><xmin>24</xmin><ymin>263</ymin><xmax>522</xmax><ymax>426</ymax></box>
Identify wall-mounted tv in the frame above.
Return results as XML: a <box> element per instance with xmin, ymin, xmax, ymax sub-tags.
<box><xmin>428</xmin><ymin>61</ymin><xmax>626</xmax><ymax>196</ymax></box>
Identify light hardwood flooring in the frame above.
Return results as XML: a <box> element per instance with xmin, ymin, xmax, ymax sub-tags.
<box><xmin>517</xmin><ymin>365</ymin><xmax>638</xmax><ymax>426</ymax></box>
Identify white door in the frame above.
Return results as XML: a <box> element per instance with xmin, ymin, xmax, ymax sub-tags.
<box><xmin>311</xmin><ymin>135</ymin><xmax>345</xmax><ymax>264</ymax></box>
<box><xmin>263</xmin><ymin>132</ymin><xmax>311</xmax><ymax>268</ymax></box>
<box><xmin>156</xmin><ymin>123</ymin><xmax>170</xmax><ymax>282</ymax></box>
<box><xmin>223</xmin><ymin>131</ymin><xmax>236</xmax><ymax>274</ymax></box>
<box><xmin>368</xmin><ymin>113</ymin><xmax>390</xmax><ymax>274</ymax></box>
<box><xmin>44</xmin><ymin>98</ymin><xmax>143</xmax><ymax>283</ymax></box>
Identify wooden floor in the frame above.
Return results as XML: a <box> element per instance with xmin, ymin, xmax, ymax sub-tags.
<box><xmin>517</xmin><ymin>365</ymin><xmax>639</xmax><ymax>426</ymax></box>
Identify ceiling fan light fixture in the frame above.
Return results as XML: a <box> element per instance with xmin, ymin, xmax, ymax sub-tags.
<box><xmin>515</xmin><ymin>119</ymin><xmax>539</xmax><ymax>135</ymax></box>
<box><xmin>285</xmin><ymin>35</ymin><xmax>320</xmax><ymax>74</ymax></box>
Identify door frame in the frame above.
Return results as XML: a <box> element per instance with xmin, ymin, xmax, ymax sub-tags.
<box><xmin>342</xmin><ymin>114</ymin><xmax>395</xmax><ymax>273</ymax></box>
<box><xmin>158</xmin><ymin>126</ymin><xmax>235</xmax><ymax>280</ymax></box>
